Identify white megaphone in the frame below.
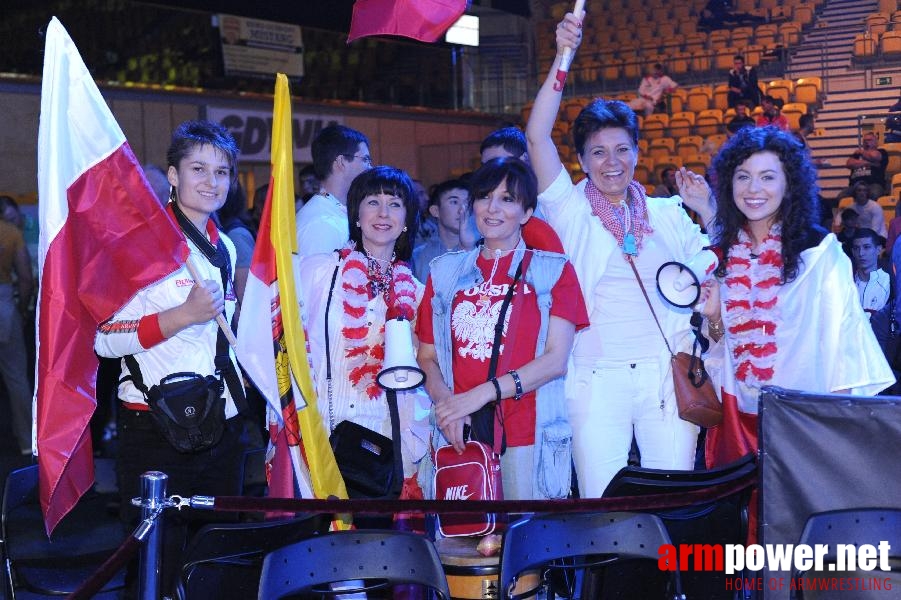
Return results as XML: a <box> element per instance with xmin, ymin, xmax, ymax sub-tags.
<box><xmin>377</xmin><ymin>317</ymin><xmax>426</xmax><ymax>391</ymax></box>
<box><xmin>655</xmin><ymin>247</ymin><xmax>720</xmax><ymax>308</ymax></box>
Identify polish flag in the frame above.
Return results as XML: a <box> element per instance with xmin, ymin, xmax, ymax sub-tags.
<box><xmin>348</xmin><ymin>0</ymin><xmax>468</xmax><ymax>43</ymax></box>
<box><xmin>36</xmin><ymin>17</ymin><xmax>189</xmax><ymax>533</ymax></box>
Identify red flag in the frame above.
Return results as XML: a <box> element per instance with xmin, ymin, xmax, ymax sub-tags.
<box><xmin>348</xmin><ymin>0</ymin><xmax>467</xmax><ymax>43</ymax></box>
<box><xmin>36</xmin><ymin>17</ymin><xmax>189</xmax><ymax>533</ymax></box>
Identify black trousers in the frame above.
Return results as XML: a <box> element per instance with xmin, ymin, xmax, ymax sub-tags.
<box><xmin>117</xmin><ymin>407</ymin><xmax>251</xmax><ymax>597</ymax></box>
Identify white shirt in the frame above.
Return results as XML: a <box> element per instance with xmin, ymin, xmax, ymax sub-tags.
<box><xmin>296</xmin><ymin>192</ymin><xmax>349</xmax><ymax>258</ymax></box>
<box><xmin>856</xmin><ymin>268</ymin><xmax>891</xmax><ymax>314</ymax></box>
<box><xmin>94</xmin><ymin>234</ymin><xmax>242</xmax><ymax>416</ymax></box>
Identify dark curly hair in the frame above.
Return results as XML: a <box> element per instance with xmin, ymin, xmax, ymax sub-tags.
<box><xmin>711</xmin><ymin>126</ymin><xmax>825</xmax><ymax>284</ymax></box>
<box><xmin>347</xmin><ymin>166</ymin><xmax>418</xmax><ymax>262</ymax></box>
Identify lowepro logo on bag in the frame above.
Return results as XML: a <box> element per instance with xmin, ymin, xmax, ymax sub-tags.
<box><xmin>360</xmin><ymin>439</ymin><xmax>383</xmax><ymax>456</ymax></box>
<box><xmin>185</xmin><ymin>406</ymin><xmax>196</xmax><ymax>417</ymax></box>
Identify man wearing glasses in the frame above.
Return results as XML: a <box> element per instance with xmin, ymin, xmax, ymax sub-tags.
<box><xmin>296</xmin><ymin>124</ymin><xmax>371</xmax><ymax>257</ymax></box>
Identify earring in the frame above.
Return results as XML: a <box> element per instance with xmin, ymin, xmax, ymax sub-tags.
<box><xmin>403</xmin><ymin>226</ymin><xmax>408</xmax><ymax>232</ymax></box>
<box><xmin>356</xmin><ymin>221</ymin><xmax>361</xmax><ymax>227</ymax></box>
<box><xmin>168</xmin><ymin>185</ymin><xmax>176</xmax><ymax>203</ymax></box>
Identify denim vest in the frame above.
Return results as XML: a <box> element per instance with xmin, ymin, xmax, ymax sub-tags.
<box><xmin>419</xmin><ymin>241</ymin><xmax>573</xmax><ymax>499</ymax></box>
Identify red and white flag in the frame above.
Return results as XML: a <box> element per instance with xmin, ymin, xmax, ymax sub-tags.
<box><xmin>36</xmin><ymin>17</ymin><xmax>189</xmax><ymax>533</ymax></box>
<box><xmin>348</xmin><ymin>0</ymin><xmax>468</xmax><ymax>43</ymax></box>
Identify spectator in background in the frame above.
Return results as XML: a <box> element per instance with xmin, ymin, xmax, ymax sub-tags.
<box><xmin>411</xmin><ymin>178</ymin><xmax>469</xmax><ymax>283</ymax></box>
<box><xmin>480</xmin><ymin>126</ymin><xmax>529</xmax><ymax>164</ymax></box>
<box><xmin>835</xmin><ymin>131</ymin><xmax>889</xmax><ymax>203</ymax></box>
<box><xmin>412</xmin><ymin>178</ymin><xmax>438</xmax><ymax>247</ymax></box>
<box><xmin>296</xmin><ymin>124</ymin><xmax>371</xmax><ymax>257</ymax></box>
<box><xmin>885</xmin><ymin>201</ymin><xmax>901</xmax><ymax>257</ymax></box>
<box><xmin>727</xmin><ymin>55</ymin><xmax>760</xmax><ymax>108</ymax></box>
<box><xmin>652</xmin><ymin>167</ymin><xmax>679</xmax><ymax>197</ymax></box>
<box><xmin>0</xmin><ymin>211</ymin><xmax>34</xmax><ymax>455</ymax></box>
<box><xmin>216</xmin><ymin>182</ymin><xmax>256</xmax><ymax>307</ymax></box>
<box><xmin>142</xmin><ymin>163</ymin><xmax>170</xmax><ymax>205</ymax></box>
<box><xmin>629</xmin><ymin>63</ymin><xmax>678</xmax><ymax>117</ymax></box>
<box><xmin>756</xmin><ymin>96</ymin><xmax>789</xmax><ymax>131</ymax></box>
<box><xmin>851</xmin><ymin>228</ymin><xmax>891</xmax><ymax>317</ymax></box>
<box><xmin>726</xmin><ymin>100</ymin><xmax>756</xmax><ymax>135</ymax></box>
<box><xmin>297</xmin><ymin>164</ymin><xmax>319</xmax><ymax>206</ymax></box>
<box><xmin>834</xmin><ymin>181</ymin><xmax>888</xmax><ymax>238</ymax></box>
<box><xmin>837</xmin><ymin>207</ymin><xmax>859</xmax><ymax>258</ymax></box>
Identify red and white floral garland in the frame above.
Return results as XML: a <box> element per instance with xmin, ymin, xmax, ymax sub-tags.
<box><xmin>723</xmin><ymin>225</ymin><xmax>783</xmax><ymax>386</ymax></box>
<box><xmin>339</xmin><ymin>248</ymin><xmax>417</xmax><ymax>399</ymax></box>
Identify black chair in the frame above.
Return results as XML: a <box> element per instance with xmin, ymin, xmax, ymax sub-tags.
<box><xmin>601</xmin><ymin>454</ymin><xmax>756</xmax><ymax>600</ymax></box>
<box><xmin>497</xmin><ymin>511</ymin><xmax>683</xmax><ymax>600</ymax></box>
<box><xmin>258</xmin><ymin>530</ymin><xmax>452</xmax><ymax>599</ymax></box>
<box><xmin>1</xmin><ymin>464</ymin><xmax>126</xmax><ymax>598</ymax></box>
<box><xmin>792</xmin><ymin>508</ymin><xmax>901</xmax><ymax>599</ymax></box>
<box><xmin>176</xmin><ymin>513</ymin><xmax>328</xmax><ymax>600</ymax></box>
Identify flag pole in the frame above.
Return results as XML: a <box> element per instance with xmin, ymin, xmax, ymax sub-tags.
<box><xmin>552</xmin><ymin>0</ymin><xmax>587</xmax><ymax>91</ymax></box>
<box><xmin>184</xmin><ymin>258</ymin><xmax>238</xmax><ymax>347</ymax></box>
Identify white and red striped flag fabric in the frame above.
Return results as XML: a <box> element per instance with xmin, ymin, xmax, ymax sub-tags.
<box><xmin>36</xmin><ymin>17</ymin><xmax>189</xmax><ymax>533</ymax></box>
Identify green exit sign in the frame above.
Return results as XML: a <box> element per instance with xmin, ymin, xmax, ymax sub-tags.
<box><xmin>876</xmin><ymin>76</ymin><xmax>893</xmax><ymax>86</ymax></box>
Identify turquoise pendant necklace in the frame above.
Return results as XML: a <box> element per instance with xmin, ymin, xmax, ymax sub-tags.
<box><xmin>612</xmin><ymin>201</ymin><xmax>638</xmax><ymax>256</ymax></box>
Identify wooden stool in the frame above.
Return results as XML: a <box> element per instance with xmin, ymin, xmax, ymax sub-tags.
<box><xmin>436</xmin><ymin>536</ymin><xmax>539</xmax><ymax>599</ymax></box>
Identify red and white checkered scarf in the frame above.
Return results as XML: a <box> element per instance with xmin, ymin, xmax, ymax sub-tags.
<box><xmin>584</xmin><ymin>178</ymin><xmax>654</xmax><ymax>253</ymax></box>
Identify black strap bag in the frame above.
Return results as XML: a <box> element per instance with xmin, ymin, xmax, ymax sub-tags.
<box><xmin>145</xmin><ymin>371</ymin><xmax>226</xmax><ymax>453</ymax></box>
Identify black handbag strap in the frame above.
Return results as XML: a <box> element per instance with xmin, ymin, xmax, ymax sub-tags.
<box><xmin>626</xmin><ymin>255</ymin><xmax>675</xmax><ymax>357</ymax></box>
<box><xmin>324</xmin><ymin>256</ymin><xmax>402</xmax><ymax>497</ymax></box>
<box><xmin>487</xmin><ymin>257</ymin><xmax>524</xmax><ymax>380</ymax></box>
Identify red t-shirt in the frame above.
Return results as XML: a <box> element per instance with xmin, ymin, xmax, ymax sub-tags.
<box><xmin>417</xmin><ymin>252</ymin><xmax>589</xmax><ymax>446</ymax></box>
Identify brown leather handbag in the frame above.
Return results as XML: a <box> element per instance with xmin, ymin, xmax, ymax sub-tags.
<box><xmin>628</xmin><ymin>257</ymin><xmax>723</xmax><ymax>428</ymax></box>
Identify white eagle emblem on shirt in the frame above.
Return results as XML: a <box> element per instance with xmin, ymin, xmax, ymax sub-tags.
<box><xmin>452</xmin><ymin>297</ymin><xmax>508</xmax><ymax>361</ymax></box>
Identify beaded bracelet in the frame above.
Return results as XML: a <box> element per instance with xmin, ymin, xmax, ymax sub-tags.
<box><xmin>708</xmin><ymin>317</ymin><xmax>725</xmax><ymax>338</ymax></box>
<box><xmin>508</xmin><ymin>369</ymin><xmax>523</xmax><ymax>401</ymax></box>
<box><xmin>490</xmin><ymin>377</ymin><xmax>502</xmax><ymax>403</ymax></box>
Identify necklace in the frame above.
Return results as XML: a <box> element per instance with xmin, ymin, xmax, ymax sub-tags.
<box><xmin>610</xmin><ymin>201</ymin><xmax>638</xmax><ymax>255</ymax></box>
<box><xmin>365</xmin><ymin>249</ymin><xmax>395</xmax><ymax>302</ymax></box>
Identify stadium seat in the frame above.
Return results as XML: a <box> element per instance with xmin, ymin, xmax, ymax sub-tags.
<box><xmin>715</xmin><ymin>46</ymin><xmax>739</xmax><ymax>71</ymax></box>
<box><xmin>562</xmin><ymin>100</ymin><xmax>583</xmax><ymax>123</ymax></box>
<box><xmin>696</xmin><ymin>108</ymin><xmax>724</xmax><ymax>136</ymax></box>
<box><xmin>642</xmin><ymin>114</ymin><xmax>669</xmax><ymax>139</ymax></box>
<box><xmin>668</xmin><ymin>87</ymin><xmax>688</xmax><ymax>113</ymax></box>
<box><xmin>755</xmin><ymin>24</ymin><xmax>779</xmax><ymax>48</ymax></box>
<box><xmin>683</xmin><ymin>32</ymin><xmax>708</xmax><ymax>53</ymax></box>
<box><xmin>781</xmin><ymin>102</ymin><xmax>808</xmax><ymax>131</ymax></box>
<box><xmin>890</xmin><ymin>171</ymin><xmax>901</xmax><ymax>198</ymax></box>
<box><xmin>682</xmin><ymin>153</ymin><xmax>712</xmax><ymax>177</ymax></box>
<box><xmin>686</xmin><ymin>86</ymin><xmax>712</xmax><ymax>113</ymax></box>
<box><xmin>882</xmin><ymin>30</ymin><xmax>901</xmax><ymax>58</ymax></box>
<box><xmin>690</xmin><ymin>51</ymin><xmax>712</xmax><ymax>73</ymax></box>
<box><xmin>854</xmin><ymin>33</ymin><xmax>879</xmax><ymax>60</ymax></box>
<box><xmin>705</xmin><ymin>133</ymin><xmax>729</xmax><ymax>154</ymax></box>
<box><xmin>602</xmin><ymin>58</ymin><xmax>623</xmax><ymax>81</ymax></box>
<box><xmin>669</xmin><ymin>111</ymin><xmax>695</xmax><ymax>138</ymax></box>
<box><xmin>793</xmin><ymin>4</ymin><xmax>814</xmax><ymax>26</ymax></box>
<box><xmin>731</xmin><ymin>27</ymin><xmax>754</xmax><ymax>48</ymax></box>
<box><xmin>709</xmin><ymin>29</ymin><xmax>731</xmax><ymax>49</ymax></box>
<box><xmin>653</xmin><ymin>156</ymin><xmax>683</xmax><ymax>183</ymax></box>
<box><xmin>892</xmin><ymin>9</ymin><xmax>901</xmax><ymax>26</ymax></box>
<box><xmin>866</xmin><ymin>12</ymin><xmax>890</xmax><ymax>35</ymax></box>
<box><xmin>648</xmin><ymin>137</ymin><xmax>676</xmax><ymax>160</ymax></box>
<box><xmin>794</xmin><ymin>76</ymin><xmax>822</xmax><ymax>105</ymax></box>
<box><xmin>877</xmin><ymin>195</ymin><xmax>896</xmax><ymax>209</ymax></box>
<box><xmin>766</xmin><ymin>79</ymin><xmax>795</xmax><ymax>104</ymax></box>
<box><xmin>677</xmin><ymin>18</ymin><xmax>697</xmax><ymax>36</ymax></box>
<box><xmin>743</xmin><ymin>44</ymin><xmax>765</xmax><ymax>67</ymax></box>
<box><xmin>713</xmin><ymin>83</ymin><xmax>731</xmax><ymax>111</ymax></box>
<box><xmin>779</xmin><ymin>22</ymin><xmax>802</xmax><ymax>46</ymax></box>
<box><xmin>677</xmin><ymin>135</ymin><xmax>703</xmax><ymax>159</ymax></box>
<box><xmin>634</xmin><ymin>156</ymin><xmax>655</xmax><ymax>185</ymax></box>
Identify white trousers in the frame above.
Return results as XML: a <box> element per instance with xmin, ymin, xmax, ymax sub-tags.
<box><xmin>567</xmin><ymin>359</ymin><xmax>699</xmax><ymax>498</ymax></box>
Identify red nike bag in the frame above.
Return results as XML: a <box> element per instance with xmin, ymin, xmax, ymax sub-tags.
<box><xmin>433</xmin><ymin>440</ymin><xmax>503</xmax><ymax>537</ymax></box>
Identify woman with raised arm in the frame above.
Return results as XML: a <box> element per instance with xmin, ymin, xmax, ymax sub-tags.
<box><xmin>525</xmin><ymin>11</ymin><xmax>717</xmax><ymax>497</ymax></box>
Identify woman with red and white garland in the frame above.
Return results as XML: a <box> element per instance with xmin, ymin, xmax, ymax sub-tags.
<box><xmin>700</xmin><ymin>126</ymin><xmax>894</xmax><ymax>468</ymax></box>
<box><xmin>298</xmin><ymin>166</ymin><xmax>430</xmax><ymax>483</ymax></box>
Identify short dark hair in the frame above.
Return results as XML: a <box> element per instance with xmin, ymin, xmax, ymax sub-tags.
<box><xmin>572</xmin><ymin>98</ymin><xmax>639</xmax><ymax>156</ymax></box>
<box><xmin>799</xmin><ymin>114</ymin><xmax>814</xmax><ymax>129</ymax></box>
<box><xmin>217</xmin><ymin>181</ymin><xmax>253</xmax><ymax>231</ymax></box>
<box><xmin>347</xmin><ymin>166</ymin><xmax>418</xmax><ymax>262</ymax></box>
<box><xmin>469</xmin><ymin>157</ymin><xmax>538</xmax><ymax>213</ymax></box>
<box><xmin>851</xmin><ymin>227</ymin><xmax>885</xmax><ymax>247</ymax></box>
<box><xmin>733</xmin><ymin>54</ymin><xmax>745</xmax><ymax>62</ymax></box>
<box><xmin>429</xmin><ymin>178</ymin><xmax>469</xmax><ymax>208</ymax></box>
<box><xmin>311</xmin><ymin>124</ymin><xmax>369</xmax><ymax>181</ymax></box>
<box><xmin>298</xmin><ymin>164</ymin><xmax>317</xmax><ymax>179</ymax></box>
<box><xmin>166</xmin><ymin>120</ymin><xmax>238</xmax><ymax>175</ymax></box>
<box><xmin>480</xmin><ymin>127</ymin><xmax>527</xmax><ymax>158</ymax></box>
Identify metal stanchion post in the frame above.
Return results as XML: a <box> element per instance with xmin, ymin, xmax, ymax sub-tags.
<box><xmin>137</xmin><ymin>471</ymin><xmax>168</xmax><ymax>600</ymax></box>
